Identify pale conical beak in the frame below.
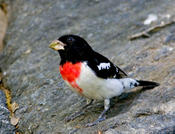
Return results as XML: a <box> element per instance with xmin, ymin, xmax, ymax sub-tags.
<box><xmin>49</xmin><ymin>40</ymin><xmax>65</xmax><ymax>51</ymax></box>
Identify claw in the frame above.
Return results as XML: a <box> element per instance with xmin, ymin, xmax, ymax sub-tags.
<box><xmin>85</xmin><ymin>116</ymin><xmax>106</xmax><ymax>127</ymax></box>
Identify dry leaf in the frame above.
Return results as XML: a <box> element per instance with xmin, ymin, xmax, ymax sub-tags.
<box><xmin>11</xmin><ymin>116</ymin><xmax>19</xmax><ymax>126</ymax></box>
<box><xmin>11</xmin><ymin>102</ymin><xmax>19</xmax><ymax>113</ymax></box>
<box><xmin>0</xmin><ymin>7</ymin><xmax>8</xmax><ymax>51</ymax></box>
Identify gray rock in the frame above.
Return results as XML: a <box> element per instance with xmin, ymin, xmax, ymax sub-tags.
<box><xmin>0</xmin><ymin>0</ymin><xmax>175</xmax><ymax>133</ymax></box>
<box><xmin>153</xmin><ymin>46</ymin><xmax>173</xmax><ymax>61</ymax></box>
<box><xmin>165</xmin><ymin>34</ymin><xmax>175</xmax><ymax>43</ymax></box>
<box><xmin>0</xmin><ymin>90</ymin><xmax>15</xmax><ymax>134</ymax></box>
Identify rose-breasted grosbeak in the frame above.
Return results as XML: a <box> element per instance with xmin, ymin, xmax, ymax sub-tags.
<box><xmin>49</xmin><ymin>34</ymin><xmax>159</xmax><ymax>126</ymax></box>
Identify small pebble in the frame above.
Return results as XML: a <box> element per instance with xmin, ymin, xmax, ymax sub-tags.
<box><xmin>144</xmin><ymin>14</ymin><xmax>158</xmax><ymax>25</ymax></box>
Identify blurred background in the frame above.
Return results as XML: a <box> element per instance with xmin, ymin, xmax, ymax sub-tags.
<box><xmin>0</xmin><ymin>0</ymin><xmax>175</xmax><ymax>133</ymax></box>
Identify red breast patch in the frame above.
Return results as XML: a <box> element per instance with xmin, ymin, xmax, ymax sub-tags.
<box><xmin>59</xmin><ymin>62</ymin><xmax>83</xmax><ymax>93</ymax></box>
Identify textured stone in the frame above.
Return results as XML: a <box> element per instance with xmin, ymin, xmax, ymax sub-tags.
<box><xmin>0</xmin><ymin>90</ymin><xmax>15</xmax><ymax>134</ymax></box>
<box><xmin>0</xmin><ymin>0</ymin><xmax>175</xmax><ymax>133</ymax></box>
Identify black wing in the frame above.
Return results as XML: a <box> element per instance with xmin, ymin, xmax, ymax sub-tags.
<box><xmin>87</xmin><ymin>52</ymin><xmax>127</xmax><ymax>79</ymax></box>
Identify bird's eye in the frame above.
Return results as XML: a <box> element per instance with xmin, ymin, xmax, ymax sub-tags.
<box><xmin>67</xmin><ymin>37</ymin><xmax>74</xmax><ymax>43</ymax></box>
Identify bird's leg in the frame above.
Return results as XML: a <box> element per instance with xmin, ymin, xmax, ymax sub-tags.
<box><xmin>65</xmin><ymin>99</ymin><xmax>93</xmax><ymax>122</ymax></box>
<box><xmin>98</xmin><ymin>99</ymin><xmax>110</xmax><ymax>119</ymax></box>
<box><xmin>86</xmin><ymin>98</ymin><xmax>110</xmax><ymax>127</ymax></box>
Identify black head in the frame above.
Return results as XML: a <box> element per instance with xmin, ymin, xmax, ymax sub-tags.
<box><xmin>49</xmin><ymin>34</ymin><xmax>93</xmax><ymax>64</ymax></box>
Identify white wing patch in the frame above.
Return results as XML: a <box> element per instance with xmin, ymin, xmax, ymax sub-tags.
<box><xmin>97</xmin><ymin>63</ymin><xmax>110</xmax><ymax>70</ymax></box>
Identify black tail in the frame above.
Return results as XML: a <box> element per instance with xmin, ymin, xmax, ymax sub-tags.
<box><xmin>137</xmin><ymin>80</ymin><xmax>159</xmax><ymax>88</ymax></box>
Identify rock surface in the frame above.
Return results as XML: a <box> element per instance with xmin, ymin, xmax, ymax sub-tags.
<box><xmin>0</xmin><ymin>0</ymin><xmax>175</xmax><ymax>133</ymax></box>
<box><xmin>0</xmin><ymin>90</ymin><xmax>15</xmax><ymax>134</ymax></box>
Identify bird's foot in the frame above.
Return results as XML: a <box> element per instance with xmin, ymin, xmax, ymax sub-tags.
<box><xmin>85</xmin><ymin>115</ymin><xmax>106</xmax><ymax>127</ymax></box>
<box><xmin>85</xmin><ymin>99</ymin><xmax>110</xmax><ymax>127</ymax></box>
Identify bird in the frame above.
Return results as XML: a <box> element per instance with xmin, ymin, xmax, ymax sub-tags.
<box><xmin>49</xmin><ymin>34</ymin><xmax>159</xmax><ymax>126</ymax></box>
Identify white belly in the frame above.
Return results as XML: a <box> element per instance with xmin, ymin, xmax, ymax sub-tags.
<box><xmin>74</xmin><ymin>62</ymin><xmax>124</xmax><ymax>100</ymax></box>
